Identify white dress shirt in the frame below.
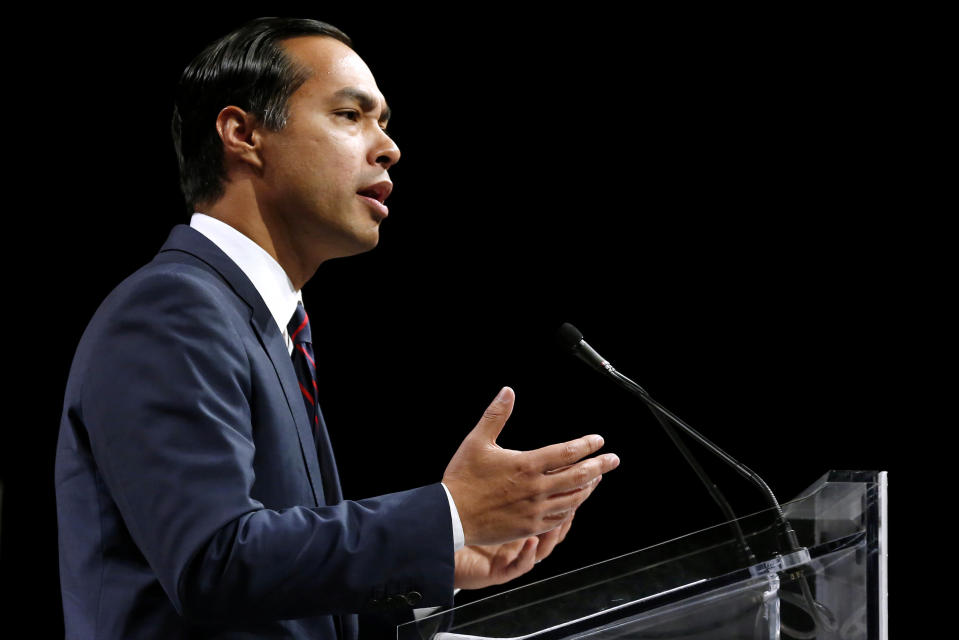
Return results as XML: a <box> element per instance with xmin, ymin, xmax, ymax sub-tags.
<box><xmin>189</xmin><ymin>214</ymin><xmax>465</xmax><ymax>556</ymax></box>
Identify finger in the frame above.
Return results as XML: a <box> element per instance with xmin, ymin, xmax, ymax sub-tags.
<box><xmin>469</xmin><ymin>387</ymin><xmax>515</xmax><ymax>444</ymax></box>
<box><xmin>541</xmin><ymin>475</ymin><xmax>603</xmax><ymax>523</ymax></box>
<box><xmin>494</xmin><ymin>538</ymin><xmax>526</xmax><ymax>564</ymax></box>
<box><xmin>535</xmin><ymin>525</ymin><xmax>563</xmax><ymax>562</ymax></box>
<box><xmin>534</xmin><ymin>508</ymin><xmax>577</xmax><ymax>562</ymax></box>
<box><xmin>544</xmin><ymin>463</ymin><xmax>573</xmax><ymax>475</ymax></box>
<box><xmin>546</xmin><ymin>472</ymin><xmax>603</xmax><ymax>501</ymax></box>
<box><xmin>503</xmin><ymin>537</ymin><xmax>538</xmax><ymax>579</ymax></box>
<box><xmin>493</xmin><ymin>537</ymin><xmax>532</xmax><ymax>575</ymax></box>
<box><xmin>557</xmin><ymin>512</ymin><xmax>574</xmax><ymax>543</ymax></box>
<box><xmin>531</xmin><ymin>434</ymin><xmax>605</xmax><ymax>473</ymax></box>
<box><xmin>543</xmin><ymin>454</ymin><xmax>619</xmax><ymax>495</ymax></box>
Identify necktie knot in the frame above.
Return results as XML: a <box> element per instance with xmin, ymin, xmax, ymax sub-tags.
<box><xmin>287</xmin><ymin>302</ymin><xmax>312</xmax><ymax>345</ymax></box>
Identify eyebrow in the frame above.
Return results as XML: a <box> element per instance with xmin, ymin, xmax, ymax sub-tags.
<box><xmin>332</xmin><ymin>87</ymin><xmax>391</xmax><ymax>124</ymax></box>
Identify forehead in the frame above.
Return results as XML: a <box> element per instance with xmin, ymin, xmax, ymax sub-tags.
<box><xmin>281</xmin><ymin>36</ymin><xmax>385</xmax><ymax>104</ymax></box>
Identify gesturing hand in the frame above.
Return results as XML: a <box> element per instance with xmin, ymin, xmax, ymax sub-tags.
<box><xmin>443</xmin><ymin>387</ymin><xmax>619</xmax><ymax>547</ymax></box>
<box><xmin>453</xmin><ymin>514</ymin><xmax>577</xmax><ymax>590</ymax></box>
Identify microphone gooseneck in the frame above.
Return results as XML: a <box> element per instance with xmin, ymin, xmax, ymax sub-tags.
<box><xmin>557</xmin><ymin>323</ymin><xmax>790</xmax><ymax>533</ymax></box>
<box><xmin>556</xmin><ymin>323</ymin><xmax>834</xmax><ymax>638</ymax></box>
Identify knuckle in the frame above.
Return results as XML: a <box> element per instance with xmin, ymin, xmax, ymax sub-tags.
<box><xmin>573</xmin><ymin>490</ymin><xmax>590</xmax><ymax>507</ymax></box>
<box><xmin>482</xmin><ymin>409</ymin><xmax>502</xmax><ymax>422</ymax></box>
<box><xmin>575</xmin><ymin>465</ymin><xmax>589</xmax><ymax>485</ymax></box>
<box><xmin>515</xmin><ymin>456</ymin><xmax>535</xmax><ymax>476</ymax></box>
<box><xmin>531</xmin><ymin>477</ymin><xmax>550</xmax><ymax>500</ymax></box>
<box><xmin>563</xmin><ymin>442</ymin><xmax>579</xmax><ymax>463</ymax></box>
<box><xmin>596</xmin><ymin>457</ymin><xmax>610</xmax><ymax>475</ymax></box>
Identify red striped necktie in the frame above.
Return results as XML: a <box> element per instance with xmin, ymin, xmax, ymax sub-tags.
<box><xmin>288</xmin><ymin>302</ymin><xmax>321</xmax><ymax>442</ymax></box>
<box><xmin>288</xmin><ymin>302</ymin><xmax>343</xmax><ymax>508</ymax></box>
<box><xmin>287</xmin><ymin>303</ymin><xmax>354</xmax><ymax>638</ymax></box>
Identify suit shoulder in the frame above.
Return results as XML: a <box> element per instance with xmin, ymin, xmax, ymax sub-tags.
<box><xmin>94</xmin><ymin>256</ymin><xmax>248</xmax><ymax>326</ymax></box>
<box><xmin>118</xmin><ymin>253</ymin><xmax>240</xmax><ymax>305</ymax></box>
<box><xmin>68</xmin><ymin>256</ymin><xmax>251</xmax><ymax>376</ymax></box>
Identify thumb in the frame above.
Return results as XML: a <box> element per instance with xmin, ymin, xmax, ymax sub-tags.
<box><xmin>470</xmin><ymin>386</ymin><xmax>515</xmax><ymax>444</ymax></box>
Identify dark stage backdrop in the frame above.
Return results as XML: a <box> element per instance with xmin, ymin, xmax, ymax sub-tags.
<box><xmin>3</xmin><ymin>6</ymin><xmax>928</xmax><ymax>637</ymax></box>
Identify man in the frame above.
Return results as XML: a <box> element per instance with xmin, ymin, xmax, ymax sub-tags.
<box><xmin>55</xmin><ymin>17</ymin><xmax>619</xmax><ymax>639</ymax></box>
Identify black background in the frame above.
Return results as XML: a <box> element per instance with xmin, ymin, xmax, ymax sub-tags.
<box><xmin>2</xmin><ymin>4</ymin><xmax>932</xmax><ymax>636</ymax></box>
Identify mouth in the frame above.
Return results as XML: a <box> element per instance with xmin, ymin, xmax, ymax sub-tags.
<box><xmin>356</xmin><ymin>181</ymin><xmax>392</xmax><ymax>220</ymax></box>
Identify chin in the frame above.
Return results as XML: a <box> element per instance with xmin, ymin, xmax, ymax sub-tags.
<box><xmin>338</xmin><ymin>228</ymin><xmax>381</xmax><ymax>258</ymax></box>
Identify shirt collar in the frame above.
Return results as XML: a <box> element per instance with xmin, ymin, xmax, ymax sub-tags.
<box><xmin>189</xmin><ymin>213</ymin><xmax>301</xmax><ymax>349</ymax></box>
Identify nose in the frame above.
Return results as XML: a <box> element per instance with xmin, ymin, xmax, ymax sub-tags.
<box><xmin>370</xmin><ymin>128</ymin><xmax>400</xmax><ymax>169</ymax></box>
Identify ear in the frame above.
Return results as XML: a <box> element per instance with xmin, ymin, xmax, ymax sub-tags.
<box><xmin>215</xmin><ymin>105</ymin><xmax>265</xmax><ymax>171</ymax></box>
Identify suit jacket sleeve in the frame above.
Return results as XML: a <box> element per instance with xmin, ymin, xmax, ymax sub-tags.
<box><xmin>76</xmin><ymin>263</ymin><xmax>454</xmax><ymax>625</ymax></box>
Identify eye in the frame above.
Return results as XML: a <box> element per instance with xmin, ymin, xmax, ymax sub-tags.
<box><xmin>336</xmin><ymin>110</ymin><xmax>360</xmax><ymax>122</ymax></box>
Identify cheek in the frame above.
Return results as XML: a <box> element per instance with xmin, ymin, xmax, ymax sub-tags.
<box><xmin>295</xmin><ymin>135</ymin><xmax>357</xmax><ymax>182</ymax></box>
<box><xmin>316</xmin><ymin>132</ymin><xmax>364</xmax><ymax>175</ymax></box>
<box><xmin>268</xmin><ymin>145</ymin><xmax>331</xmax><ymax>193</ymax></box>
<box><xmin>263</xmin><ymin>127</ymin><xmax>365</xmax><ymax>201</ymax></box>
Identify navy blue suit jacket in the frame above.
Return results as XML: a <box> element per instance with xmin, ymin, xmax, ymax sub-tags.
<box><xmin>56</xmin><ymin>225</ymin><xmax>454</xmax><ymax>639</ymax></box>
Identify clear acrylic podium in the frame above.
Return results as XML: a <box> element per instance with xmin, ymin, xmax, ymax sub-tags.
<box><xmin>399</xmin><ymin>470</ymin><xmax>887</xmax><ymax>640</ymax></box>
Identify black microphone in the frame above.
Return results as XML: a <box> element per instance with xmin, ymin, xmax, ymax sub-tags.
<box><xmin>556</xmin><ymin>323</ymin><xmax>615</xmax><ymax>376</ymax></box>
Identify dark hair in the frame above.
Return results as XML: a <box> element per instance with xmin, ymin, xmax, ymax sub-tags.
<box><xmin>171</xmin><ymin>17</ymin><xmax>352</xmax><ymax>211</ymax></box>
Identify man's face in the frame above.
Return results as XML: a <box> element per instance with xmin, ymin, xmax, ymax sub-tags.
<box><xmin>257</xmin><ymin>36</ymin><xmax>399</xmax><ymax>264</ymax></box>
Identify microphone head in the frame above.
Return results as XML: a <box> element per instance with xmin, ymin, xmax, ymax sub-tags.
<box><xmin>555</xmin><ymin>323</ymin><xmax>584</xmax><ymax>352</ymax></box>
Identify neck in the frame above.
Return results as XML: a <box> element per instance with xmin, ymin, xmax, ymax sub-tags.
<box><xmin>201</xmin><ymin>183</ymin><xmax>318</xmax><ymax>290</ymax></box>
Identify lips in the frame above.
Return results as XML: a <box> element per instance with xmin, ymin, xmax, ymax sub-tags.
<box><xmin>357</xmin><ymin>181</ymin><xmax>392</xmax><ymax>203</ymax></box>
<box><xmin>356</xmin><ymin>180</ymin><xmax>392</xmax><ymax>219</ymax></box>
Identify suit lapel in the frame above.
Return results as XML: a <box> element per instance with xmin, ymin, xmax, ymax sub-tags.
<box><xmin>313</xmin><ymin>399</ymin><xmax>343</xmax><ymax>504</ymax></box>
<box><xmin>157</xmin><ymin>225</ymin><xmax>326</xmax><ymax>507</ymax></box>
